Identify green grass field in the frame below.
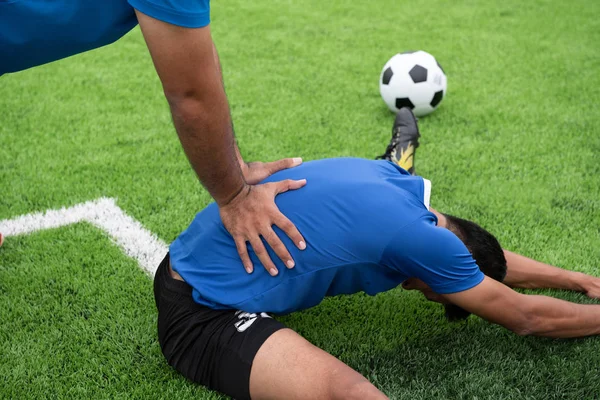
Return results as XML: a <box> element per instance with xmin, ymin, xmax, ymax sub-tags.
<box><xmin>1</xmin><ymin>0</ymin><xmax>600</xmax><ymax>398</ymax></box>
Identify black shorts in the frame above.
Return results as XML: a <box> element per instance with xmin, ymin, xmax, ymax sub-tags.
<box><xmin>153</xmin><ymin>253</ymin><xmax>285</xmax><ymax>400</ymax></box>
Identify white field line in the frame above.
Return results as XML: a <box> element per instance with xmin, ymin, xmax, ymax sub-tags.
<box><xmin>0</xmin><ymin>198</ymin><xmax>167</xmax><ymax>276</ymax></box>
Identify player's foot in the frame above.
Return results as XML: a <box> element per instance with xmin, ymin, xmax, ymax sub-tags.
<box><xmin>376</xmin><ymin>107</ymin><xmax>421</xmax><ymax>175</ymax></box>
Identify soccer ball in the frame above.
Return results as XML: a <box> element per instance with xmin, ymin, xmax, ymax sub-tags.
<box><xmin>379</xmin><ymin>51</ymin><xmax>447</xmax><ymax>117</ymax></box>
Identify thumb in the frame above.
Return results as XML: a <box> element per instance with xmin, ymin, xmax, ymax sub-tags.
<box><xmin>274</xmin><ymin>179</ymin><xmax>307</xmax><ymax>194</ymax></box>
<box><xmin>266</xmin><ymin>157</ymin><xmax>303</xmax><ymax>174</ymax></box>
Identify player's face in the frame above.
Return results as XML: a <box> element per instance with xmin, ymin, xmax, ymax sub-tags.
<box><xmin>401</xmin><ymin>278</ymin><xmax>449</xmax><ymax>304</ymax></box>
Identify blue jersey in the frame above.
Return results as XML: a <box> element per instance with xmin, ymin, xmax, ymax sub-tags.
<box><xmin>170</xmin><ymin>158</ymin><xmax>484</xmax><ymax>314</ymax></box>
<box><xmin>0</xmin><ymin>0</ymin><xmax>210</xmax><ymax>74</ymax></box>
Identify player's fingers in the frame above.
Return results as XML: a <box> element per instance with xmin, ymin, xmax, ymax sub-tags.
<box><xmin>263</xmin><ymin>227</ymin><xmax>295</xmax><ymax>269</ymax></box>
<box><xmin>265</xmin><ymin>157</ymin><xmax>302</xmax><ymax>174</ymax></box>
<box><xmin>275</xmin><ymin>214</ymin><xmax>306</xmax><ymax>251</ymax></box>
<box><xmin>234</xmin><ymin>237</ymin><xmax>254</xmax><ymax>274</ymax></box>
<box><xmin>249</xmin><ymin>237</ymin><xmax>278</xmax><ymax>276</ymax></box>
<box><xmin>587</xmin><ymin>287</ymin><xmax>600</xmax><ymax>299</ymax></box>
<box><xmin>274</xmin><ymin>179</ymin><xmax>307</xmax><ymax>195</ymax></box>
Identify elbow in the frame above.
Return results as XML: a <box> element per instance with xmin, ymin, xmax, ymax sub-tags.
<box><xmin>162</xmin><ymin>74</ymin><xmax>226</xmax><ymax>120</ymax></box>
<box><xmin>512</xmin><ymin>322</ymin><xmax>535</xmax><ymax>337</ymax></box>
<box><xmin>164</xmin><ymin>90</ymin><xmax>208</xmax><ymax>126</ymax></box>
<box><xmin>508</xmin><ymin>307</ymin><xmax>538</xmax><ymax>337</ymax></box>
<box><xmin>164</xmin><ymin>88</ymin><xmax>203</xmax><ymax>110</ymax></box>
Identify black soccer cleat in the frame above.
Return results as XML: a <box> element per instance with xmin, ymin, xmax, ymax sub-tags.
<box><xmin>376</xmin><ymin>108</ymin><xmax>421</xmax><ymax>175</ymax></box>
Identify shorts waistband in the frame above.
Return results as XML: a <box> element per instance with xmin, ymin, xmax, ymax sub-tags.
<box><xmin>156</xmin><ymin>253</ymin><xmax>194</xmax><ymax>294</ymax></box>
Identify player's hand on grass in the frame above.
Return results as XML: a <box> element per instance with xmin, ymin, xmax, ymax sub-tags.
<box><xmin>219</xmin><ymin>180</ymin><xmax>307</xmax><ymax>276</ymax></box>
<box><xmin>242</xmin><ymin>157</ymin><xmax>303</xmax><ymax>185</ymax></box>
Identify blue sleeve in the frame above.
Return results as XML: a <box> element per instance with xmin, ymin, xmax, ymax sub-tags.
<box><xmin>380</xmin><ymin>217</ymin><xmax>484</xmax><ymax>294</ymax></box>
<box><xmin>128</xmin><ymin>0</ymin><xmax>210</xmax><ymax>28</ymax></box>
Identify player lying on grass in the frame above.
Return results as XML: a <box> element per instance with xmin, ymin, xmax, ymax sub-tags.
<box><xmin>154</xmin><ymin>109</ymin><xmax>600</xmax><ymax>399</ymax></box>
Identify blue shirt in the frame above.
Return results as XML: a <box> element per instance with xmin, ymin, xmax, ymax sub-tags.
<box><xmin>0</xmin><ymin>0</ymin><xmax>210</xmax><ymax>74</ymax></box>
<box><xmin>170</xmin><ymin>158</ymin><xmax>484</xmax><ymax>314</ymax></box>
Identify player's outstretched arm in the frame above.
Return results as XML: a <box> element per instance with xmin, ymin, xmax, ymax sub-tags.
<box><xmin>503</xmin><ymin>250</ymin><xmax>600</xmax><ymax>299</ymax></box>
<box><xmin>444</xmin><ymin>277</ymin><xmax>600</xmax><ymax>338</ymax></box>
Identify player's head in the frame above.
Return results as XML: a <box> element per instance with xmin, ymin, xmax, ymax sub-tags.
<box><xmin>402</xmin><ymin>213</ymin><xmax>507</xmax><ymax>321</ymax></box>
<box><xmin>442</xmin><ymin>214</ymin><xmax>507</xmax><ymax>320</ymax></box>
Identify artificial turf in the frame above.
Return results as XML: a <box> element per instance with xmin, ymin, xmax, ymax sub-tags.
<box><xmin>1</xmin><ymin>0</ymin><xmax>600</xmax><ymax>398</ymax></box>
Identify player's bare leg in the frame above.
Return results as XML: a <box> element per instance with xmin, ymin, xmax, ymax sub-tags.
<box><xmin>0</xmin><ymin>233</ymin><xmax>3</xmax><ymax>247</ymax></box>
<box><xmin>250</xmin><ymin>328</ymin><xmax>388</xmax><ymax>400</ymax></box>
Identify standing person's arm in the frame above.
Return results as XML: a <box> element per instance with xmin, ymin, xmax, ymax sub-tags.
<box><xmin>503</xmin><ymin>250</ymin><xmax>600</xmax><ymax>298</ymax></box>
<box><xmin>135</xmin><ymin>11</ymin><xmax>306</xmax><ymax>276</ymax></box>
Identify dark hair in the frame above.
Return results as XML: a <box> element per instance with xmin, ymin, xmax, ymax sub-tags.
<box><xmin>442</xmin><ymin>214</ymin><xmax>507</xmax><ymax>322</ymax></box>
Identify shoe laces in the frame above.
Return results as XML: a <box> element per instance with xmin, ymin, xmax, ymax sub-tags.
<box><xmin>375</xmin><ymin>134</ymin><xmax>401</xmax><ymax>160</ymax></box>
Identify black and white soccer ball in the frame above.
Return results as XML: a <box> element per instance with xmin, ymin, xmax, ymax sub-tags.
<box><xmin>379</xmin><ymin>51</ymin><xmax>447</xmax><ymax>117</ymax></box>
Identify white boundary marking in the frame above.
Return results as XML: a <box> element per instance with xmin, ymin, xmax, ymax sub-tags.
<box><xmin>0</xmin><ymin>198</ymin><xmax>167</xmax><ymax>276</ymax></box>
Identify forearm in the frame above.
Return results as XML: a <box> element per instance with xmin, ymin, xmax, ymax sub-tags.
<box><xmin>524</xmin><ymin>294</ymin><xmax>600</xmax><ymax>338</ymax></box>
<box><xmin>211</xmin><ymin>41</ymin><xmax>246</xmax><ymax>171</ymax></box>
<box><xmin>234</xmin><ymin>142</ymin><xmax>245</xmax><ymax>169</ymax></box>
<box><xmin>169</xmin><ymin>93</ymin><xmax>246</xmax><ymax>205</ymax></box>
<box><xmin>164</xmin><ymin>33</ymin><xmax>246</xmax><ymax>205</ymax></box>
<box><xmin>503</xmin><ymin>250</ymin><xmax>586</xmax><ymax>292</ymax></box>
<box><xmin>446</xmin><ymin>277</ymin><xmax>600</xmax><ymax>339</ymax></box>
<box><xmin>135</xmin><ymin>14</ymin><xmax>246</xmax><ymax>205</ymax></box>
